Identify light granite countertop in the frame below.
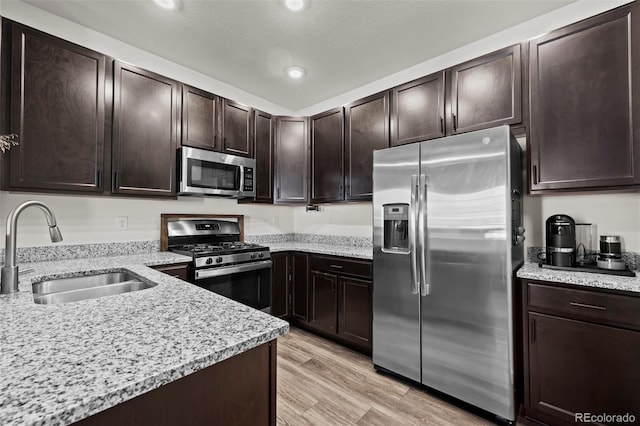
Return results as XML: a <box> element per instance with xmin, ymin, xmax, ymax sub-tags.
<box><xmin>0</xmin><ymin>252</ymin><xmax>289</xmax><ymax>426</ymax></box>
<box><xmin>517</xmin><ymin>262</ymin><xmax>640</xmax><ymax>294</ymax></box>
<box><xmin>266</xmin><ymin>242</ymin><xmax>373</xmax><ymax>260</ymax></box>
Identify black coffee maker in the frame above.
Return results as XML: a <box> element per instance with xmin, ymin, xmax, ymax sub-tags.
<box><xmin>546</xmin><ymin>214</ymin><xmax>576</xmax><ymax>267</ymax></box>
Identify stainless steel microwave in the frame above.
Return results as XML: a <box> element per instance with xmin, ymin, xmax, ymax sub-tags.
<box><xmin>178</xmin><ymin>147</ymin><xmax>256</xmax><ymax>198</ymax></box>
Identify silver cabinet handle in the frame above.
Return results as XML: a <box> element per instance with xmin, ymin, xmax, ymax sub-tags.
<box><xmin>329</xmin><ymin>264</ymin><xmax>343</xmax><ymax>269</ymax></box>
<box><xmin>569</xmin><ymin>302</ymin><xmax>606</xmax><ymax>311</ymax></box>
<box><xmin>419</xmin><ymin>174</ymin><xmax>429</xmax><ymax>296</ymax></box>
<box><xmin>409</xmin><ymin>174</ymin><xmax>419</xmax><ymax>295</ymax></box>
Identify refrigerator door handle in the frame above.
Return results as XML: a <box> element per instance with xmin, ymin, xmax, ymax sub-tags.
<box><xmin>419</xmin><ymin>174</ymin><xmax>430</xmax><ymax>296</ymax></box>
<box><xmin>409</xmin><ymin>174</ymin><xmax>419</xmax><ymax>295</ymax></box>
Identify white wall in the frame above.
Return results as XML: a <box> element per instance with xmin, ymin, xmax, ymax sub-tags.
<box><xmin>293</xmin><ymin>203</ymin><xmax>372</xmax><ymax>238</ymax></box>
<box><xmin>524</xmin><ymin>193</ymin><xmax>640</xmax><ymax>253</ymax></box>
<box><xmin>0</xmin><ymin>191</ymin><xmax>293</xmax><ymax>248</ymax></box>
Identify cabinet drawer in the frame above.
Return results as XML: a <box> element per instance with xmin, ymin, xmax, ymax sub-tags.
<box><xmin>527</xmin><ymin>282</ymin><xmax>640</xmax><ymax>329</ymax></box>
<box><xmin>310</xmin><ymin>255</ymin><xmax>372</xmax><ymax>279</ymax></box>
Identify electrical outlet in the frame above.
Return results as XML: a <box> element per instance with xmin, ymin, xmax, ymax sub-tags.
<box><xmin>116</xmin><ymin>216</ymin><xmax>128</xmax><ymax>230</ymax></box>
<box><xmin>272</xmin><ymin>217</ymin><xmax>279</xmax><ymax>226</ymax></box>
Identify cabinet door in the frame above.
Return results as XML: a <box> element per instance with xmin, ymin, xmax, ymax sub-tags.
<box><xmin>291</xmin><ymin>252</ymin><xmax>309</xmax><ymax>321</ymax></box>
<box><xmin>529</xmin><ymin>5</ymin><xmax>640</xmax><ymax>191</ymax></box>
<box><xmin>344</xmin><ymin>91</ymin><xmax>389</xmax><ymax>201</ymax></box>
<box><xmin>274</xmin><ymin>117</ymin><xmax>308</xmax><ymax>204</ymax></box>
<box><xmin>338</xmin><ymin>276</ymin><xmax>372</xmax><ymax>351</ymax></box>
<box><xmin>527</xmin><ymin>313</ymin><xmax>640</xmax><ymax>424</ymax></box>
<box><xmin>221</xmin><ymin>98</ymin><xmax>252</xmax><ymax>157</ymax></box>
<box><xmin>181</xmin><ymin>84</ymin><xmax>218</xmax><ymax>151</ymax></box>
<box><xmin>309</xmin><ymin>271</ymin><xmax>338</xmax><ymax>334</ymax></box>
<box><xmin>9</xmin><ymin>24</ymin><xmax>106</xmax><ymax>193</ymax></box>
<box><xmin>270</xmin><ymin>252</ymin><xmax>289</xmax><ymax>318</ymax></box>
<box><xmin>254</xmin><ymin>109</ymin><xmax>274</xmax><ymax>203</ymax></box>
<box><xmin>449</xmin><ymin>44</ymin><xmax>521</xmax><ymax>134</ymax></box>
<box><xmin>311</xmin><ymin>108</ymin><xmax>344</xmax><ymax>203</ymax></box>
<box><xmin>390</xmin><ymin>71</ymin><xmax>445</xmax><ymax>146</ymax></box>
<box><xmin>112</xmin><ymin>61</ymin><xmax>178</xmax><ymax>196</ymax></box>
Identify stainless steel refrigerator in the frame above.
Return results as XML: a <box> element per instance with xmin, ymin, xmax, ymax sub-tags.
<box><xmin>372</xmin><ymin>125</ymin><xmax>524</xmax><ymax>422</ymax></box>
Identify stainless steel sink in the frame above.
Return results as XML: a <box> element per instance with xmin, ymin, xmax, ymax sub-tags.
<box><xmin>33</xmin><ymin>272</ymin><xmax>156</xmax><ymax>305</ymax></box>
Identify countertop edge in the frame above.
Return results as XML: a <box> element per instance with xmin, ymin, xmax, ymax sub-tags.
<box><xmin>517</xmin><ymin>262</ymin><xmax>640</xmax><ymax>294</ymax></box>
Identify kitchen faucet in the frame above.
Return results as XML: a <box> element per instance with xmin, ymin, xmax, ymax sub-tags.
<box><xmin>0</xmin><ymin>201</ymin><xmax>63</xmax><ymax>294</ymax></box>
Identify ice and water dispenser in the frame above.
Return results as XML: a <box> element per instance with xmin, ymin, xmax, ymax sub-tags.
<box><xmin>383</xmin><ymin>204</ymin><xmax>409</xmax><ymax>253</ymax></box>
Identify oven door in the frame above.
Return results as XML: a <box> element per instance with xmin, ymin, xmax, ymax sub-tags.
<box><xmin>193</xmin><ymin>260</ymin><xmax>272</xmax><ymax>313</ymax></box>
<box><xmin>179</xmin><ymin>147</ymin><xmax>256</xmax><ymax>197</ymax></box>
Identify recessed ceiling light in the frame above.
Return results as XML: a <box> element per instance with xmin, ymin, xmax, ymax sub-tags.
<box><xmin>153</xmin><ymin>0</ymin><xmax>176</xmax><ymax>10</ymax></box>
<box><xmin>286</xmin><ymin>66</ymin><xmax>305</xmax><ymax>79</ymax></box>
<box><xmin>285</xmin><ymin>0</ymin><xmax>305</xmax><ymax>12</ymax></box>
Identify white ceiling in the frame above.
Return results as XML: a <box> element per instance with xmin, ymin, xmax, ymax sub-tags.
<box><xmin>24</xmin><ymin>0</ymin><xmax>574</xmax><ymax>111</ymax></box>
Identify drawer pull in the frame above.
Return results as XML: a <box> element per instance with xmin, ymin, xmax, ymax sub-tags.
<box><xmin>569</xmin><ymin>301</ymin><xmax>606</xmax><ymax>311</ymax></box>
<box><xmin>330</xmin><ymin>264</ymin><xmax>344</xmax><ymax>269</ymax></box>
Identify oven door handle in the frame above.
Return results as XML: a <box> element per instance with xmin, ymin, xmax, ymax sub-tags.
<box><xmin>194</xmin><ymin>260</ymin><xmax>272</xmax><ymax>280</ymax></box>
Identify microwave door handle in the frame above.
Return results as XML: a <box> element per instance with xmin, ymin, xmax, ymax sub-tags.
<box><xmin>239</xmin><ymin>165</ymin><xmax>245</xmax><ymax>195</ymax></box>
<box><xmin>409</xmin><ymin>174</ymin><xmax>419</xmax><ymax>295</ymax></box>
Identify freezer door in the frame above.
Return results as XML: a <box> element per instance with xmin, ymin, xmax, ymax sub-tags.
<box><xmin>419</xmin><ymin>126</ymin><xmax>515</xmax><ymax>420</ymax></box>
<box><xmin>372</xmin><ymin>143</ymin><xmax>421</xmax><ymax>382</ymax></box>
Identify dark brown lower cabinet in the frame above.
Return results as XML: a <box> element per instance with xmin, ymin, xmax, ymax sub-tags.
<box><xmin>74</xmin><ymin>341</ymin><xmax>277</xmax><ymax>426</ymax></box>
<box><xmin>270</xmin><ymin>252</ymin><xmax>290</xmax><ymax>319</ymax></box>
<box><xmin>305</xmin><ymin>254</ymin><xmax>372</xmax><ymax>353</ymax></box>
<box><xmin>271</xmin><ymin>252</ymin><xmax>372</xmax><ymax>353</ymax></box>
<box><xmin>523</xmin><ymin>280</ymin><xmax>640</xmax><ymax>426</ymax></box>
<box><xmin>338</xmin><ymin>276</ymin><xmax>372</xmax><ymax>349</ymax></box>
<box><xmin>309</xmin><ymin>271</ymin><xmax>338</xmax><ymax>334</ymax></box>
<box><xmin>291</xmin><ymin>253</ymin><xmax>309</xmax><ymax>321</ymax></box>
<box><xmin>150</xmin><ymin>263</ymin><xmax>190</xmax><ymax>281</ymax></box>
<box><xmin>269</xmin><ymin>252</ymin><xmax>308</xmax><ymax>321</ymax></box>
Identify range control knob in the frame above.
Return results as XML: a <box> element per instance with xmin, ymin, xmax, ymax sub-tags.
<box><xmin>258</xmin><ymin>252</ymin><xmax>264</xmax><ymax>258</ymax></box>
<box><xmin>250</xmin><ymin>253</ymin><xmax>257</xmax><ymax>260</ymax></box>
<box><xmin>205</xmin><ymin>258</ymin><xmax>213</xmax><ymax>265</ymax></box>
<box><xmin>216</xmin><ymin>257</ymin><xmax>223</xmax><ymax>264</ymax></box>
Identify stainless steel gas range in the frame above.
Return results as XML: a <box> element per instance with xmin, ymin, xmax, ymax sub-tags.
<box><xmin>166</xmin><ymin>218</ymin><xmax>272</xmax><ymax>313</ymax></box>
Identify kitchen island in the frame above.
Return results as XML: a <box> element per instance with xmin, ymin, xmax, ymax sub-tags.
<box><xmin>0</xmin><ymin>251</ymin><xmax>289</xmax><ymax>426</ymax></box>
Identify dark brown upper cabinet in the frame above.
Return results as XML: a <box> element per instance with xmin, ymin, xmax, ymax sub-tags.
<box><xmin>8</xmin><ymin>23</ymin><xmax>107</xmax><ymax>193</ymax></box>
<box><xmin>390</xmin><ymin>71</ymin><xmax>445</xmax><ymax>147</ymax></box>
<box><xmin>181</xmin><ymin>84</ymin><xmax>219</xmax><ymax>151</ymax></box>
<box><xmin>344</xmin><ymin>91</ymin><xmax>390</xmax><ymax>201</ymax></box>
<box><xmin>449</xmin><ymin>44</ymin><xmax>522</xmax><ymax>135</ymax></box>
<box><xmin>311</xmin><ymin>108</ymin><xmax>344</xmax><ymax>203</ymax></box>
<box><xmin>112</xmin><ymin>61</ymin><xmax>178</xmax><ymax>197</ymax></box>
<box><xmin>221</xmin><ymin>98</ymin><xmax>252</xmax><ymax>158</ymax></box>
<box><xmin>253</xmin><ymin>109</ymin><xmax>274</xmax><ymax>203</ymax></box>
<box><xmin>274</xmin><ymin>116</ymin><xmax>308</xmax><ymax>204</ymax></box>
<box><xmin>529</xmin><ymin>4</ymin><xmax>640</xmax><ymax>192</ymax></box>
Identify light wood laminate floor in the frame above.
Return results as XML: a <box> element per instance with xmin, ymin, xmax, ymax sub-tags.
<box><xmin>276</xmin><ymin>327</ymin><xmax>497</xmax><ymax>426</ymax></box>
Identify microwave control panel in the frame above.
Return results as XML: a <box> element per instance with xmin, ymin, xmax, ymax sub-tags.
<box><xmin>243</xmin><ymin>167</ymin><xmax>254</xmax><ymax>192</ymax></box>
